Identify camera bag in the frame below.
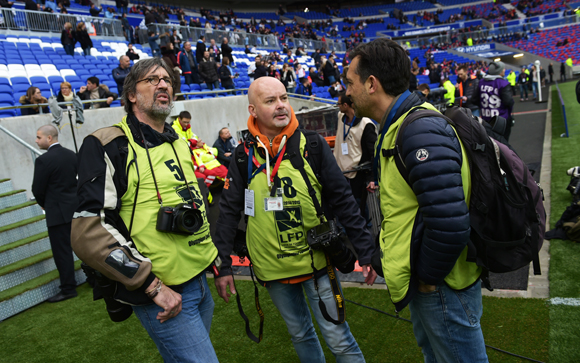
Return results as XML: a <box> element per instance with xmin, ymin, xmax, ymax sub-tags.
<box><xmin>381</xmin><ymin>105</ymin><xmax>546</xmax><ymax>290</ymax></box>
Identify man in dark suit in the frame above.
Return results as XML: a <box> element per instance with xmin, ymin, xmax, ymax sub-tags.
<box><xmin>32</xmin><ymin>125</ymin><xmax>78</xmax><ymax>303</ymax></box>
<box><xmin>196</xmin><ymin>35</ymin><xmax>206</xmax><ymax>64</ymax></box>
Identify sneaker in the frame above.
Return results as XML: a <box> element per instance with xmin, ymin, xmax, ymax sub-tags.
<box><xmin>520</xmin><ymin>98</ymin><xmax>524</xmax><ymax>101</ymax></box>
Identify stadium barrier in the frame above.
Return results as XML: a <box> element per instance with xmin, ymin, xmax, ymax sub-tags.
<box><xmin>286</xmin><ymin>37</ymin><xmax>347</xmax><ymax>53</ymax></box>
<box><xmin>554</xmin><ymin>82</ymin><xmax>570</xmax><ymax>137</ymax></box>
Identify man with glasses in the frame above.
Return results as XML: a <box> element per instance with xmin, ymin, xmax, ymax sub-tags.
<box><xmin>71</xmin><ymin>58</ymin><xmax>220</xmax><ymax>363</ymax></box>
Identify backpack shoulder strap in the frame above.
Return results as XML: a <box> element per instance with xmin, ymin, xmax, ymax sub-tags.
<box><xmin>383</xmin><ymin>109</ymin><xmax>453</xmax><ymax>185</ymax></box>
<box><xmin>235</xmin><ymin>142</ymin><xmax>249</xmax><ymax>187</ymax></box>
<box><xmin>301</xmin><ymin>129</ymin><xmax>323</xmax><ymax>177</ymax></box>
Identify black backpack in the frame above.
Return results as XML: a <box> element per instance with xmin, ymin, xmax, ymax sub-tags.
<box><xmin>384</xmin><ymin>106</ymin><xmax>546</xmax><ymax>290</ymax></box>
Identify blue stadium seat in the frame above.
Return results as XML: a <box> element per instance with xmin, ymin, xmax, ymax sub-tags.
<box><xmin>13</xmin><ymin>84</ymin><xmax>31</xmax><ymax>93</ymax></box>
<box><xmin>190</xmin><ymin>84</ymin><xmax>201</xmax><ymax>91</ymax></box>
<box><xmin>65</xmin><ymin>75</ymin><xmax>81</xmax><ymax>83</ymax></box>
<box><xmin>0</xmin><ymin>94</ymin><xmax>15</xmax><ymax>104</ymax></box>
<box><xmin>0</xmin><ymin>109</ymin><xmax>17</xmax><ymax>117</ymax></box>
<box><xmin>30</xmin><ymin>76</ymin><xmax>48</xmax><ymax>84</ymax></box>
<box><xmin>0</xmin><ymin>78</ymin><xmax>10</xmax><ymax>86</ymax></box>
<box><xmin>76</xmin><ymin>69</ymin><xmax>90</xmax><ymax>77</ymax></box>
<box><xmin>48</xmin><ymin>75</ymin><xmax>64</xmax><ymax>84</ymax></box>
<box><xmin>34</xmin><ymin>83</ymin><xmax>51</xmax><ymax>94</ymax></box>
<box><xmin>70</xmin><ymin>82</ymin><xmax>85</xmax><ymax>91</ymax></box>
<box><xmin>11</xmin><ymin>77</ymin><xmax>30</xmax><ymax>85</ymax></box>
<box><xmin>0</xmin><ymin>85</ymin><xmax>12</xmax><ymax>94</ymax></box>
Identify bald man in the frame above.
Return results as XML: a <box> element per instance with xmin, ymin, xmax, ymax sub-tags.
<box><xmin>213</xmin><ymin>77</ymin><xmax>377</xmax><ymax>362</ymax></box>
<box><xmin>112</xmin><ymin>55</ymin><xmax>132</xmax><ymax>97</ymax></box>
<box><xmin>32</xmin><ymin>125</ymin><xmax>79</xmax><ymax>302</ymax></box>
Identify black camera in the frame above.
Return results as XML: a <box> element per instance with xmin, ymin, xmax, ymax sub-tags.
<box><xmin>307</xmin><ymin>220</ymin><xmax>356</xmax><ymax>274</ymax></box>
<box><xmin>81</xmin><ymin>263</ymin><xmax>133</xmax><ymax>322</ymax></box>
<box><xmin>156</xmin><ymin>203</ymin><xmax>204</xmax><ymax>235</ymax></box>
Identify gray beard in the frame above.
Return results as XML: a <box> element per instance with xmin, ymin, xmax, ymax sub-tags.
<box><xmin>136</xmin><ymin>92</ymin><xmax>172</xmax><ymax>124</ymax></box>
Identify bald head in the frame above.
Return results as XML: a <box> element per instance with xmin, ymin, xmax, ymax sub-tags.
<box><xmin>120</xmin><ymin>55</ymin><xmax>131</xmax><ymax>69</ymax></box>
<box><xmin>36</xmin><ymin>125</ymin><xmax>58</xmax><ymax>150</ymax></box>
<box><xmin>38</xmin><ymin>124</ymin><xmax>58</xmax><ymax>139</ymax></box>
<box><xmin>248</xmin><ymin>76</ymin><xmax>286</xmax><ymax>105</ymax></box>
<box><xmin>248</xmin><ymin>77</ymin><xmax>292</xmax><ymax>139</ymax></box>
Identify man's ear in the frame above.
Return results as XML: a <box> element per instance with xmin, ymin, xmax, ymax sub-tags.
<box><xmin>366</xmin><ymin>75</ymin><xmax>381</xmax><ymax>95</ymax></box>
<box><xmin>127</xmin><ymin>91</ymin><xmax>136</xmax><ymax>104</ymax></box>
<box><xmin>248</xmin><ymin>104</ymin><xmax>257</xmax><ymax>118</ymax></box>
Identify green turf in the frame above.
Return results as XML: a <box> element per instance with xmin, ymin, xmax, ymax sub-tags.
<box><xmin>0</xmin><ymin>260</ymin><xmax>82</xmax><ymax>302</ymax></box>
<box><xmin>0</xmin><ymin>189</ymin><xmax>26</xmax><ymax>198</ymax></box>
<box><xmin>548</xmin><ymin>82</ymin><xmax>580</xmax><ymax>363</ymax></box>
<box><xmin>0</xmin><ymin>231</ymin><xmax>49</xmax><ymax>253</ymax></box>
<box><xmin>0</xmin><ymin>178</ymin><xmax>9</xmax><ymax>183</ymax></box>
<box><xmin>0</xmin><ymin>279</ymin><xmax>549</xmax><ymax>363</ymax></box>
<box><xmin>0</xmin><ymin>249</ymin><xmax>52</xmax><ymax>277</ymax></box>
<box><xmin>0</xmin><ymin>215</ymin><xmax>45</xmax><ymax>233</ymax></box>
<box><xmin>0</xmin><ymin>200</ymin><xmax>37</xmax><ymax>215</ymax></box>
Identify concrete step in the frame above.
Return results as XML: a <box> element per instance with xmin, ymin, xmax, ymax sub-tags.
<box><xmin>0</xmin><ymin>233</ymin><xmax>50</xmax><ymax>268</ymax></box>
<box><xmin>0</xmin><ymin>190</ymin><xmax>28</xmax><ymax>210</ymax></box>
<box><xmin>0</xmin><ymin>179</ymin><xmax>12</xmax><ymax>194</ymax></box>
<box><xmin>0</xmin><ymin>250</ymin><xmax>79</xmax><ymax>293</ymax></box>
<box><xmin>0</xmin><ymin>202</ymin><xmax>43</xmax><ymax>229</ymax></box>
<box><xmin>0</xmin><ymin>264</ymin><xmax>85</xmax><ymax>321</ymax></box>
<box><xmin>0</xmin><ymin>216</ymin><xmax>47</xmax><ymax>249</ymax></box>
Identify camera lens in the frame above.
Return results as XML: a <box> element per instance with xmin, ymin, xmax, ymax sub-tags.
<box><xmin>174</xmin><ymin>206</ymin><xmax>203</xmax><ymax>234</ymax></box>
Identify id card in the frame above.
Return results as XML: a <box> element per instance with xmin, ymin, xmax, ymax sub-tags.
<box><xmin>264</xmin><ymin>197</ymin><xmax>284</xmax><ymax>211</ymax></box>
<box><xmin>341</xmin><ymin>143</ymin><xmax>349</xmax><ymax>155</ymax></box>
<box><xmin>244</xmin><ymin>189</ymin><xmax>255</xmax><ymax>217</ymax></box>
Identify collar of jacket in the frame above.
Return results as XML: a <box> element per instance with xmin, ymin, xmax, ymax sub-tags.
<box><xmin>379</xmin><ymin>91</ymin><xmax>423</xmax><ymax>133</ymax></box>
<box><xmin>247</xmin><ymin>107</ymin><xmax>299</xmax><ymax>157</ymax></box>
<box><xmin>127</xmin><ymin>113</ymin><xmax>179</xmax><ymax>148</ymax></box>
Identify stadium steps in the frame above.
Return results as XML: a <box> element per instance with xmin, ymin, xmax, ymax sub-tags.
<box><xmin>0</xmin><ymin>179</ymin><xmax>85</xmax><ymax>321</ymax></box>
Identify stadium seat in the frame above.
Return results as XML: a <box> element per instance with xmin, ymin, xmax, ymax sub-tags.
<box><xmin>0</xmin><ymin>85</ymin><xmax>12</xmax><ymax>94</ymax></box>
<box><xmin>65</xmin><ymin>75</ymin><xmax>82</xmax><ymax>83</ymax></box>
<box><xmin>29</xmin><ymin>76</ymin><xmax>48</xmax><ymax>84</ymax></box>
<box><xmin>60</xmin><ymin>69</ymin><xmax>77</xmax><ymax>77</ymax></box>
<box><xmin>11</xmin><ymin>77</ymin><xmax>30</xmax><ymax>85</ymax></box>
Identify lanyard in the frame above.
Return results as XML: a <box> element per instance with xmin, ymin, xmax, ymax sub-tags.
<box><xmin>343</xmin><ymin>115</ymin><xmax>355</xmax><ymax>139</ymax></box>
<box><xmin>373</xmin><ymin>90</ymin><xmax>411</xmax><ymax>183</ymax></box>
<box><xmin>247</xmin><ymin>143</ymin><xmax>287</xmax><ymax>186</ymax></box>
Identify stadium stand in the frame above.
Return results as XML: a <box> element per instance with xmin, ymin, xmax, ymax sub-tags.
<box><xmin>505</xmin><ymin>24</ymin><xmax>580</xmax><ymax>65</ymax></box>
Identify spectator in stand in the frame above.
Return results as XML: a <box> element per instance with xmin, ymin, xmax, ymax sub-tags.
<box><xmin>244</xmin><ymin>45</ymin><xmax>251</xmax><ymax>54</ymax></box>
<box><xmin>296</xmin><ymin>77</ymin><xmax>313</xmax><ymax>96</ymax></box>
<box><xmin>20</xmin><ymin>87</ymin><xmax>49</xmax><ymax>116</ymax></box>
<box><xmin>170</xmin><ymin>29</ymin><xmax>182</xmax><ymax>52</ymax></box>
<box><xmin>219</xmin><ymin>57</ymin><xmax>236</xmax><ymax>93</ymax></box>
<box><xmin>253</xmin><ymin>60</ymin><xmax>268</xmax><ymax>80</ymax></box>
<box><xmin>148</xmin><ymin>31</ymin><xmax>160</xmax><ymax>58</ymax></box>
<box><xmin>328</xmin><ymin>80</ymin><xmax>345</xmax><ymax>98</ymax></box>
<box><xmin>112</xmin><ymin>55</ymin><xmax>131</xmax><ymax>98</ymax></box>
<box><xmin>517</xmin><ymin>66</ymin><xmax>529</xmax><ymax>101</ymax></box>
<box><xmin>322</xmin><ymin>56</ymin><xmax>339</xmax><ymax>86</ymax></box>
<box><xmin>61</xmin><ymin>22</ymin><xmax>75</xmax><ymax>56</ymax></box>
<box><xmin>267</xmin><ymin>64</ymin><xmax>280</xmax><ymax>80</ymax></box>
<box><xmin>280</xmin><ymin>63</ymin><xmax>296</xmax><ymax>93</ymax></box>
<box><xmin>89</xmin><ymin>3</ymin><xmax>101</xmax><ymax>17</ymax></box>
<box><xmin>161</xmin><ymin>43</ymin><xmax>183</xmax><ymax>101</ymax></box>
<box><xmin>74</xmin><ymin>22</ymin><xmax>93</xmax><ymax>57</ymax></box>
<box><xmin>104</xmin><ymin>7</ymin><xmax>115</xmax><ymax>36</ymax></box>
<box><xmin>221</xmin><ymin>37</ymin><xmax>233</xmax><ymax>64</ymax></box>
<box><xmin>120</xmin><ymin>13</ymin><xmax>134</xmax><ymax>44</ymax></box>
<box><xmin>196</xmin><ymin>35</ymin><xmax>206</xmax><ymax>64</ymax></box>
<box><xmin>115</xmin><ymin>0</ymin><xmax>128</xmax><ymax>15</ymax></box>
<box><xmin>178</xmin><ymin>42</ymin><xmax>201</xmax><ymax>85</ymax></box>
<box><xmin>198</xmin><ymin>50</ymin><xmax>220</xmax><ymax>90</ymax></box>
<box><xmin>212</xmin><ymin>127</ymin><xmax>237</xmax><ymax>167</ymax></box>
<box><xmin>308</xmin><ymin>67</ymin><xmax>324</xmax><ymax>87</ymax></box>
<box><xmin>77</xmin><ymin>77</ymin><xmax>118</xmax><ymax>109</ymax></box>
<box><xmin>209</xmin><ymin>39</ymin><xmax>221</xmax><ymax>63</ymax></box>
<box><xmin>24</xmin><ymin>0</ymin><xmax>39</xmax><ymax>11</ymax></box>
<box><xmin>126</xmin><ymin>43</ymin><xmax>140</xmax><ymax>60</ymax></box>
<box><xmin>294</xmin><ymin>61</ymin><xmax>306</xmax><ymax>81</ymax></box>
<box><xmin>56</xmin><ymin>82</ymin><xmax>74</xmax><ymax>109</ymax></box>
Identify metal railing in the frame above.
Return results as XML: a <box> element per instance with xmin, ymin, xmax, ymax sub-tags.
<box><xmin>0</xmin><ymin>124</ymin><xmax>42</xmax><ymax>165</ymax></box>
<box><xmin>138</xmin><ymin>23</ymin><xmax>280</xmax><ymax>50</ymax></box>
<box><xmin>0</xmin><ymin>8</ymin><xmax>124</xmax><ymax>37</ymax></box>
<box><xmin>286</xmin><ymin>37</ymin><xmax>347</xmax><ymax>53</ymax></box>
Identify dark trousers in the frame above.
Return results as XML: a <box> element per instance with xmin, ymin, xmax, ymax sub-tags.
<box><xmin>48</xmin><ymin>222</ymin><xmax>77</xmax><ymax>294</ymax></box>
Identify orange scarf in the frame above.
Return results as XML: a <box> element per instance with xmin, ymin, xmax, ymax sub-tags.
<box><xmin>247</xmin><ymin>108</ymin><xmax>299</xmax><ymax>157</ymax></box>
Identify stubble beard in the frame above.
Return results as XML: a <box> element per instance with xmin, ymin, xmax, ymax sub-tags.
<box><xmin>136</xmin><ymin>90</ymin><xmax>173</xmax><ymax>126</ymax></box>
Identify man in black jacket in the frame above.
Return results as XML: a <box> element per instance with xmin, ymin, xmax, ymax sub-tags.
<box><xmin>221</xmin><ymin>37</ymin><xmax>233</xmax><ymax>64</ymax></box>
<box><xmin>196</xmin><ymin>35</ymin><xmax>206</xmax><ymax>64</ymax></box>
<box><xmin>212</xmin><ymin>127</ymin><xmax>236</xmax><ymax>167</ymax></box>
<box><xmin>32</xmin><ymin>125</ymin><xmax>78</xmax><ymax>303</ymax></box>
<box><xmin>198</xmin><ymin>51</ymin><xmax>219</xmax><ymax>90</ymax></box>
<box><xmin>455</xmin><ymin>64</ymin><xmax>480</xmax><ymax>116</ymax></box>
<box><xmin>77</xmin><ymin>76</ymin><xmax>118</xmax><ymax>109</ymax></box>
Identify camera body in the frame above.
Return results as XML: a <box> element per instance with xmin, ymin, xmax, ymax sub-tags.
<box><xmin>156</xmin><ymin>203</ymin><xmax>203</xmax><ymax>235</ymax></box>
<box><xmin>307</xmin><ymin>220</ymin><xmax>356</xmax><ymax>274</ymax></box>
<box><xmin>81</xmin><ymin>263</ymin><xmax>133</xmax><ymax>322</ymax></box>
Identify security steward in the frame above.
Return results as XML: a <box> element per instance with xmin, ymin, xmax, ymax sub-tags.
<box><xmin>71</xmin><ymin>58</ymin><xmax>220</xmax><ymax>363</ymax></box>
<box><xmin>333</xmin><ymin>91</ymin><xmax>377</xmax><ymax>224</ymax></box>
<box><xmin>213</xmin><ymin>77</ymin><xmax>377</xmax><ymax>363</ymax></box>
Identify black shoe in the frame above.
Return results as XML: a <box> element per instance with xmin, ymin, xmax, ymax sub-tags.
<box><xmin>47</xmin><ymin>291</ymin><xmax>77</xmax><ymax>303</ymax></box>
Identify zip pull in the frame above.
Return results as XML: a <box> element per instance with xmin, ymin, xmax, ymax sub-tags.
<box><xmin>501</xmin><ymin>170</ymin><xmax>509</xmax><ymax>191</ymax></box>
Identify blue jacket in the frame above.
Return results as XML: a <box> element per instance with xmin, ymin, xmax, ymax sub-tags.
<box><xmin>148</xmin><ymin>34</ymin><xmax>159</xmax><ymax>51</ymax></box>
<box><xmin>112</xmin><ymin>66</ymin><xmax>131</xmax><ymax>96</ymax></box>
<box><xmin>177</xmin><ymin>50</ymin><xmax>194</xmax><ymax>74</ymax></box>
<box><xmin>295</xmin><ymin>83</ymin><xmax>311</xmax><ymax>96</ymax></box>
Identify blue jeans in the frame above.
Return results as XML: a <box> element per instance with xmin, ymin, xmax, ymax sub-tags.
<box><xmin>64</xmin><ymin>44</ymin><xmax>75</xmax><ymax>56</ymax></box>
<box><xmin>206</xmin><ymin>81</ymin><xmax>220</xmax><ymax>90</ymax></box>
<box><xmin>267</xmin><ymin>273</ymin><xmax>365</xmax><ymax>363</ymax></box>
<box><xmin>532</xmin><ymin>82</ymin><xmax>538</xmax><ymax>99</ymax></box>
<box><xmin>519</xmin><ymin>84</ymin><xmax>528</xmax><ymax>99</ymax></box>
<box><xmin>409</xmin><ymin>281</ymin><xmax>488</xmax><ymax>363</ymax></box>
<box><xmin>83</xmin><ymin>47</ymin><xmax>91</xmax><ymax>56</ymax></box>
<box><xmin>132</xmin><ymin>274</ymin><xmax>218</xmax><ymax>363</ymax></box>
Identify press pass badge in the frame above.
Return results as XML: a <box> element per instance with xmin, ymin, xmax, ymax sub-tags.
<box><xmin>244</xmin><ymin>189</ymin><xmax>255</xmax><ymax>217</ymax></box>
<box><xmin>341</xmin><ymin>143</ymin><xmax>348</xmax><ymax>155</ymax></box>
<box><xmin>264</xmin><ymin>187</ymin><xmax>284</xmax><ymax>212</ymax></box>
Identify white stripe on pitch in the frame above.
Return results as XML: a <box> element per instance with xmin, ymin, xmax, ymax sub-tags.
<box><xmin>549</xmin><ymin>298</ymin><xmax>580</xmax><ymax>306</ymax></box>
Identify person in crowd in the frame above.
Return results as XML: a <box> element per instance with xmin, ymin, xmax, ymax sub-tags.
<box><xmin>208</xmin><ymin>39</ymin><xmax>221</xmax><ymax>63</ymax></box>
<box><xmin>345</xmin><ymin>38</ymin><xmax>488</xmax><ymax>363</ymax></box>
<box><xmin>198</xmin><ymin>50</ymin><xmax>220</xmax><ymax>90</ymax></box>
<box><xmin>267</xmin><ymin>64</ymin><xmax>280</xmax><ymax>80</ymax></box>
<box><xmin>441</xmin><ymin>76</ymin><xmax>455</xmax><ymax>107</ymax></box>
<box><xmin>221</xmin><ymin>37</ymin><xmax>233</xmax><ymax>64</ymax></box>
<box><xmin>247</xmin><ymin>55</ymin><xmax>261</xmax><ymax>81</ymax></box>
<box><xmin>540</xmin><ymin>66</ymin><xmax>546</xmax><ymax>88</ymax></box>
<box><xmin>507</xmin><ymin>69</ymin><xmax>517</xmax><ymax>97</ymax></box>
<box><xmin>253</xmin><ymin>59</ymin><xmax>268</xmax><ymax>80</ymax></box>
<box><xmin>120</xmin><ymin>13</ymin><xmax>134</xmax><ymax>44</ymax></box>
<box><xmin>112</xmin><ymin>55</ymin><xmax>131</xmax><ymax>97</ymax></box>
<box><xmin>455</xmin><ymin>64</ymin><xmax>480</xmax><ymax>116</ymax></box>
<box><xmin>32</xmin><ymin>125</ymin><xmax>78</xmax><ymax>303</ymax></box>
<box><xmin>56</xmin><ymin>81</ymin><xmax>74</xmax><ymax>109</ymax></box>
<box><xmin>126</xmin><ymin>43</ymin><xmax>140</xmax><ymax>60</ymax></box>
<box><xmin>308</xmin><ymin>67</ymin><xmax>324</xmax><ymax>87</ymax></box>
<box><xmin>89</xmin><ymin>3</ymin><xmax>101</xmax><ymax>17</ymax></box>
<box><xmin>322</xmin><ymin>56</ymin><xmax>338</xmax><ymax>86</ymax></box>
<box><xmin>416</xmin><ymin>83</ymin><xmax>430</xmax><ymax>100</ymax></box>
<box><xmin>214</xmin><ymin>76</ymin><xmax>376</xmax><ymax>363</ymax></box>
<box><xmin>196</xmin><ymin>35</ymin><xmax>206</xmax><ymax>64</ymax></box>
<box><xmin>77</xmin><ymin>76</ymin><xmax>118</xmax><ymax>109</ymax></box>
<box><xmin>177</xmin><ymin>41</ymin><xmax>201</xmax><ymax>85</ymax></box>
<box><xmin>333</xmin><ymin>91</ymin><xmax>377</xmax><ymax>225</ymax></box>
<box><xmin>24</xmin><ymin>0</ymin><xmax>39</xmax><ymax>10</ymax></box>
<box><xmin>161</xmin><ymin>43</ymin><xmax>183</xmax><ymax>100</ymax></box>
<box><xmin>244</xmin><ymin>44</ymin><xmax>251</xmax><ymax>54</ymax></box>
<box><xmin>170</xmin><ymin>29</ymin><xmax>181</xmax><ymax>51</ymax></box>
<box><xmin>472</xmin><ymin>61</ymin><xmax>514</xmax><ymax>140</ymax></box>
<box><xmin>212</xmin><ymin>127</ymin><xmax>236</xmax><ymax>167</ymax></box>
<box><xmin>61</xmin><ymin>22</ymin><xmax>75</xmax><ymax>56</ymax></box>
<box><xmin>148</xmin><ymin>31</ymin><xmax>161</xmax><ymax>58</ymax></box>
<box><xmin>328</xmin><ymin>80</ymin><xmax>345</xmax><ymax>98</ymax></box>
<box><xmin>20</xmin><ymin>86</ymin><xmax>49</xmax><ymax>115</ymax></box>
<box><xmin>531</xmin><ymin>65</ymin><xmax>539</xmax><ymax>100</ymax></box>
<box><xmin>104</xmin><ymin>7</ymin><xmax>115</xmax><ymax>36</ymax></box>
<box><xmin>74</xmin><ymin>22</ymin><xmax>93</xmax><ymax>56</ymax></box>
<box><xmin>72</xmin><ymin>58</ymin><xmax>220</xmax><ymax>362</ymax></box>
<box><xmin>560</xmin><ymin>62</ymin><xmax>566</xmax><ymax>82</ymax></box>
<box><xmin>219</xmin><ymin>57</ymin><xmax>236</xmax><ymax>92</ymax></box>
<box><xmin>296</xmin><ymin>77</ymin><xmax>313</xmax><ymax>96</ymax></box>
<box><xmin>294</xmin><ymin>61</ymin><xmax>306</xmax><ymax>81</ymax></box>
<box><xmin>280</xmin><ymin>63</ymin><xmax>296</xmax><ymax>93</ymax></box>
<box><xmin>517</xmin><ymin>66</ymin><xmax>529</xmax><ymax>101</ymax></box>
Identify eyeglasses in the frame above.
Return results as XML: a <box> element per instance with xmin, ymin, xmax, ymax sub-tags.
<box><xmin>136</xmin><ymin>76</ymin><xmax>173</xmax><ymax>87</ymax></box>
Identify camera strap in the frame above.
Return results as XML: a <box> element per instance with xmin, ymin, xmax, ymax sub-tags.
<box><xmin>233</xmin><ymin>266</ymin><xmax>264</xmax><ymax>343</ymax></box>
<box><xmin>310</xmin><ymin>250</ymin><xmax>346</xmax><ymax>325</ymax></box>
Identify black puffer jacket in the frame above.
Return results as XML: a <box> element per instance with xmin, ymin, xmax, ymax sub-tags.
<box><xmin>198</xmin><ymin>58</ymin><xmax>219</xmax><ymax>83</ymax></box>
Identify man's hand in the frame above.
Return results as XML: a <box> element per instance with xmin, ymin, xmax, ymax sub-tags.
<box><xmin>198</xmin><ymin>141</ymin><xmax>206</xmax><ymax>148</ymax></box>
<box><xmin>215</xmin><ymin>275</ymin><xmax>236</xmax><ymax>303</ymax></box>
<box><xmin>106</xmin><ymin>97</ymin><xmax>114</xmax><ymax>105</ymax></box>
<box><xmin>79</xmin><ymin>86</ymin><xmax>87</xmax><ymax>93</ymax></box>
<box><xmin>361</xmin><ymin>264</ymin><xmax>377</xmax><ymax>286</ymax></box>
<box><xmin>198</xmin><ymin>166</ymin><xmax>206</xmax><ymax>173</ymax></box>
<box><xmin>366</xmin><ymin>181</ymin><xmax>378</xmax><ymax>193</ymax></box>
<box><xmin>151</xmin><ymin>283</ymin><xmax>182</xmax><ymax>323</ymax></box>
<box><xmin>224</xmin><ymin>152</ymin><xmax>232</xmax><ymax>157</ymax></box>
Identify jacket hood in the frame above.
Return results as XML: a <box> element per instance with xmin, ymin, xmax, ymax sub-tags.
<box><xmin>483</xmin><ymin>74</ymin><xmax>504</xmax><ymax>81</ymax></box>
<box><xmin>247</xmin><ymin>107</ymin><xmax>299</xmax><ymax>157</ymax></box>
<box><xmin>20</xmin><ymin>95</ymin><xmax>48</xmax><ymax>105</ymax></box>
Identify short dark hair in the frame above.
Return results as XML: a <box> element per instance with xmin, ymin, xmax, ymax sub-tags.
<box><xmin>417</xmin><ymin>83</ymin><xmax>430</xmax><ymax>92</ymax></box>
<box><xmin>457</xmin><ymin>64</ymin><xmax>468</xmax><ymax>72</ymax></box>
<box><xmin>122</xmin><ymin>57</ymin><xmax>175</xmax><ymax>114</ymax></box>
<box><xmin>348</xmin><ymin>38</ymin><xmax>410</xmax><ymax>97</ymax></box>
<box><xmin>338</xmin><ymin>91</ymin><xmax>353</xmax><ymax>107</ymax></box>
<box><xmin>199</xmin><ymin>35</ymin><xmax>205</xmax><ymax>40</ymax></box>
<box><xmin>179</xmin><ymin>111</ymin><xmax>191</xmax><ymax>119</ymax></box>
<box><xmin>87</xmin><ymin>76</ymin><xmax>100</xmax><ymax>86</ymax></box>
